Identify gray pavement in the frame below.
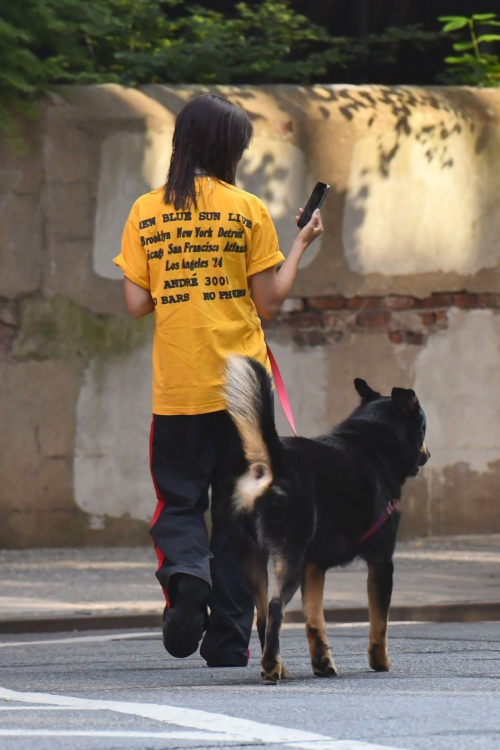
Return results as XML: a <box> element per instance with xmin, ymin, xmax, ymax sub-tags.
<box><xmin>0</xmin><ymin>621</ymin><xmax>499</xmax><ymax>749</ymax></box>
<box><xmin>1</xmin><ymin>535</ymin><xmax>500</xmax><ymax>624</ymax></box>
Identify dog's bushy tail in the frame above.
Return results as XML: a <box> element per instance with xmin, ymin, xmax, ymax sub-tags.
<box><xmin>224</xmin><ymin>356</ymin><xmax>283</xmax><ymax>514</ymax></box>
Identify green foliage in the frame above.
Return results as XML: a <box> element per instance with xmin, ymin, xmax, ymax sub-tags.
<box><xmin>0</xmin><ymin>0</ymin><xmax>356</xmax><ymax>140</ymax></box>
<box><xmin>0</xmin><ymin>17</ymin><xmax>42</xmax><ymax>150</ymax></box>
<box><xmin>0</xmin><ymin>0</ymin><xmax>180</xmax><ymax>142</ymax></box>
<box><xmin>438</xmin><ymin>13</ymin><xmax>500</xmax><ymax>86</ymax></box>
<box><xmin>0</xmin><ymin>0</ymin><xmax>451</xmax><ymax>144</ymax></box>
<box><xmin>359</xmin><ymin>25</ymin><xmax>443</xmax><ymax>67</ymax></box>
<box><xmin>113</xmin><ymin>1</ymin><xmax>351</xmax><ymax>85</ymax></box>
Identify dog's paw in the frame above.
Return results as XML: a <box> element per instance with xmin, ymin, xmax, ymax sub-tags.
<box><xmin>261</xmin><ymin>658</ymin><xmax>288</xmax><ymax>685</ymax></box>
<box><xmin>312</xmin><ymin>654</ymin><xmax>338</xmax><ymax>677</ymax></box>
<box><xmin>368</xmin><ymin>644</ymin><xmax>391</xmax><ymax>672</ymax></box>
<box><xmin>261</xmin><ymin>667</ymin><xmax>281</xmax><ymax>685</ymax></box>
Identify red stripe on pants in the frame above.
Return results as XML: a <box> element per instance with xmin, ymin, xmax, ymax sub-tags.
<box><xmin>149</xmin><ymin>415</ymin><xmax>169</xmax><ymax>606</ymax></box>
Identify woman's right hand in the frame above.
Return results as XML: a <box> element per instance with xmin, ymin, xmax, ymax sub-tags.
<box><xmin>295</xmin><ymin>208</ymin><xmax>324</xmax><ymax>247</ymax></box>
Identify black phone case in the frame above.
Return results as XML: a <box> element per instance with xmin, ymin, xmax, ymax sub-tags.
<box><xmin>297</xmin><ymin>183</ymin><xmax>329</xmax><ymax>228</ymax></box>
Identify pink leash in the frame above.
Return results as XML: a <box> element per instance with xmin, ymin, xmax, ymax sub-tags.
<box><xmin>266</xmin><ymin>344</ymin><xmax>297</xmax><ymax>436</ymax></box>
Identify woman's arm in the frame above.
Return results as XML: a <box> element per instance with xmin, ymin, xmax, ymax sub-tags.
<box><xmin>250</xmin><ymin>208</ymin><xmax>323</xmax><ymax>319</ymax></box>
<box><xmin>124</xmin><ymin>277</ymin><xmax>155</xmax><ymax>318</ymax></box>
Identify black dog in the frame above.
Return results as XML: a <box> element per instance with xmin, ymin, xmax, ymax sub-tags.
<box><xmin>224</xmin><ymin>356</ymin><xmax>430</xmax><ymax>684</ymax></box>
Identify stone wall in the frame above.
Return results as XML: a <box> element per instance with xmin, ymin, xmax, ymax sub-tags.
<box><xmin>1</xmin><ymin>84</ymin><xmax>500</xmax><ymax>547</ymax></box>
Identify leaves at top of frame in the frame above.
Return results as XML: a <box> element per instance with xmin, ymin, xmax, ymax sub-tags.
<box><xmin>444</xmin><ymin>55</ymin><xmax>470</xmax><ymax>64</ymax></box>
<box><xmin>452</xmin><ymin>41</ymin><xmax>475</xmax><ymax>51</ymax></box>
<box><xmin>476</xmin><ymin>34</ymin><xmax>500</xmax><ymax>43</ymax></box>
<box><xmin>438</xmin><ymin>16</ymin><xmax>469</xmax><ymax>33</ymax></box>
<box><xmin>439</xmin><ymin>11</ymin><xmax>500</xmax><ymax>87</ymax></box>
<box><xmin>471</xmin><ymin>13</ymin><xmax>498</xmax><ymax>21</ymax></box>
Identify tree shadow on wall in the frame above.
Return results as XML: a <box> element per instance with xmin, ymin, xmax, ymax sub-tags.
<box><xmin>141</xmin><ymin>84</ymin><xmax>263</xmax><ymax>121</ymax></box>
<box><xmin>138</xmin><ymin>84</ymin><xmax>492</xmax><ymax>188</ymax></box>
<box><xmin>237</xmin><ymin>152</ymin><xmax>289</xmax><ymax>206</ymax></box>
<box><xmin>281</xmin><ymin>85</ymin><xmax>494</xmax><ymax>180</ymax></box>
<box><xmin>267</xmin><ymin>84</ymin><xmax>500</xmax><ymax>284</ymax></box>
<box><xmin>237</xmin><ymin>151</ymin><xmax>303</xmax><ymax>255</ymax></box>
<box><xmin>335</xmin><ymin>87</ymin><xmax>498</xmax><ymax>278</ymax></box>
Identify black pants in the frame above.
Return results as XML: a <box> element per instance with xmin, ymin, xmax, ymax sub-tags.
<box><xmin>149</xmin><ymin>410</ymin><xmax>254</xmax><ymax>666</ymax></box>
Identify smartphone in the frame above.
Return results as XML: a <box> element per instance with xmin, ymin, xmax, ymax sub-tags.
<box><xmin>297</xmin><ymin>182</ymin><xmax>330</xmax><ymax>228</ymax></box>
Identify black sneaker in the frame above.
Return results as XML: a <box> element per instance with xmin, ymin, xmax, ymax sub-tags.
<box><xmin>163</xmin><ymin>574</ymin><xmax>211</xmax><ymax>658</ymax></box>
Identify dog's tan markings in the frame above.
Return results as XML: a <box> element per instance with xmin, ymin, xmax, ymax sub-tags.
<box><xmin>273</xmin><ymin>556</ymin><xmax>287</xmax><ymax>582</ymax></box>
<box><xmin>224</xmin><ymin>356</ymin><xmax>273</xmax><ymax>513</ymax></box>
<box><xmin>302</xmin><ymin>563</ymin><xmax>337</xmax><ymax>677</ymax></box>
<box><xmin>224</xmin><ymin>356</ymin><xmax>270</xmax><ymax>466</ymax></box>
<box><xmin>367</xmin><ymin>561</ymin><xmax>392</xmax><ymax>672</ymax></box>
<box><xmin>233</xmin><ymin>462</ymin><xmax>272</xmax><ymax>514</ymax></box>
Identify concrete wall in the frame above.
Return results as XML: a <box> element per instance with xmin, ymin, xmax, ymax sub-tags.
<box><xmin>1</xmin><ymin>84</ymin><xmax>500</xmax><ymax>547</ymax></box>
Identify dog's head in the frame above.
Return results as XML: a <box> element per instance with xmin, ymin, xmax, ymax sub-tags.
<box><xmin>353</xmin><ymin>378</ymin><xmax>430</xmax><ymax>476</ymax></box>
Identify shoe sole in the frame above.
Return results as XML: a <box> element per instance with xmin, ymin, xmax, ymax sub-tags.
<box><xmin>163</xmin><ymin>576</ymin><xmax>210</xmax><ymax>658</ymax></box>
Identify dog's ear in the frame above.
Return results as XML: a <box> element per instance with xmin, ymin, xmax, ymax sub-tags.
<box><xmin>391</xmin><ymin>387</ymin><xmax>419</xmax><ymax>411</ymax></box>
<box><xmin>354</xmin><ymin>378</ymin><xmax>381</xmax><ymax>402</ymax></box>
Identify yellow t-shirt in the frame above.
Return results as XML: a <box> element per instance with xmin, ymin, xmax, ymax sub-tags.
<box><xmin>113</xmin><ymin>177</ymin><xmax>285</xmax><ymax>415</ymax></box>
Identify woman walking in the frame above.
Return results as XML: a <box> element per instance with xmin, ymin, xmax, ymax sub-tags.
<box><xmin>114</xmin><ymin>94</ymin><xmax>323</xmax><ymax>667</ymax></box>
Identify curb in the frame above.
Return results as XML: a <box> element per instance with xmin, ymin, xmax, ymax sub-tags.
<box><xmin>1</xmin><ymin>602</ymin><xmax>500</xmax><ymax>635</ymax></box>
<box><xmin>285</xmin><ymin>602</ymin><xmax>500</xmax><ymax>624</ymax></box>
<box><xmin>0</xmin><ymin>614</ymin><xmax>163</xmax><ymax>635</ymax></box>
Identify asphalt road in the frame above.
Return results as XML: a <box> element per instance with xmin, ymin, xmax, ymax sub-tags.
<box><xmin>0</xmin><ymin>621</ymin><xmax>499</xmax><ymax>750</ymax></box>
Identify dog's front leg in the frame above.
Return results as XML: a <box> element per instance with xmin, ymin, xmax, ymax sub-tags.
<box><xmin>367</xmin><ymin>559</ymin><xmax>394</xmax><ymax>671</ymax></box>
<box><xmin>302</xmin><ymin>563</ymin><xmax>337</xmax><ymax>677</ymax></box>
<box><xmin>261</xmin><ymin>557</ymin><xmax>302</xmax><ymax>685</ymax></box>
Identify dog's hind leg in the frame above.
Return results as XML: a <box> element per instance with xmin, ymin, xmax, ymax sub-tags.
<box><xmin>302</xmin><ymin>562</ymin><xmax>337</xmax><ymax>677</ymax></box>
<box><xmin>367</xmin><ymin>559</ymin><xmax>393</xmax><ymax>672</ymax></box>
<box><xmin>261</xmin><ymin>555</ymin><xmax>302</xmax><ymax>685</ymax></box>
<box><xmin>241</xmin><ymin>541</ymin><xmax>269</xmax><ymax>653</ymax></box>
<box><xmin>254</xmin><ymin>568</ymin><xmax>269</xmax><ymax>655</ymax></box>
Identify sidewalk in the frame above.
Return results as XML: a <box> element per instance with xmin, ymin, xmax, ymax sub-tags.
<box><xmin>1</xmin><ymin>535</ymin><xmax>500</xmax><ymax>633</ymax></box>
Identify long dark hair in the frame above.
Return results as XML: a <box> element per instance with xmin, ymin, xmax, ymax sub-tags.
<box><xmin>164</xmin><ymin>94</ymin><xmax>253</xmax><ymax>210</ymax></box>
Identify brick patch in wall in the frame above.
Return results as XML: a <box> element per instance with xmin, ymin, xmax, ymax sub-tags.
<box><xmin>0</xmin><ymin>293</ymin><xmax>495</xmax><ymax>357</ymax></box>
<box><xmin>308</xmin><ymin>296</ymin><xmax>345</xmax><ymax>310</ymax></box>
<box><xmin>263</xmin><ymin>292</ymin><xmax>500</xmax><ymax>347</ymax></box>
<box><xmin>381</xmin><ymin>296</ymin><xmax>416</xmax><ymax>310</ymax></box>
<box><xmin>356</xmin><ymin>310</ymin><xmax>391</xmax><ymax>327</ymax></box>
